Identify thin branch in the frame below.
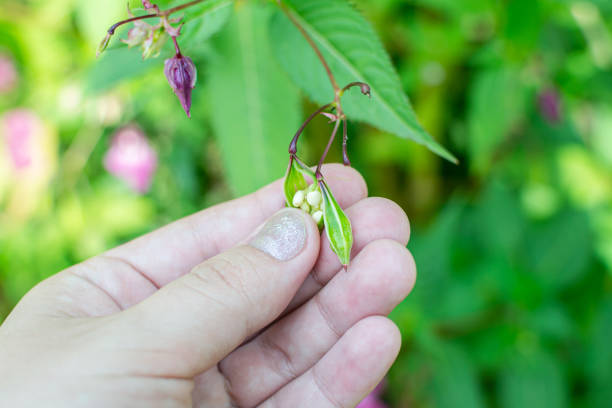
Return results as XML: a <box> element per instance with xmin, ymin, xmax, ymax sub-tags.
<box><xmin>106</xmin><ymin>0</ymin><xmax>207</xmax><ymax>35</ymax></box>
<box><xmin>316</xmin><ymin>119</ymin><xmax>341</xmax><ymax>177</ymax></box>
<box><xmin>163</xmin><ymin>0</ymin><xmax>206</xmax><ymax>16</ymax></box>
<box><xmin>289</xmin><ymin>103</ymin><xmax>332</xmax><ymax>154</ymax></box>
<box><xmin>108</xmin><ymin>14</ymin><xmax>158</xmax><ymax>34</ymax></box>
<box><xmin>342</xmin><ymin>119</ymin><xmax>350</xmax><ymax>166</ymax></box>
<box><xmin>172</xmin><ymin>36</ymin><xmax>182</xmax><ymax>56</ymax></box>
<box><xmin>276</xmin><ymin>0</ymin><xmax>340</xmax><ymax>93</ymax></box>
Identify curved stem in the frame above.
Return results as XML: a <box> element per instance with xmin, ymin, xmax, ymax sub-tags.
<box><xmin>276</xmin><ymin>0</ymin><xmax>340</xmax><ymax>93</ymax></box>
<box><xmin>172</xmin><ymin>36</ymin><xmax>182</xmax><ymax>56</ymax></box>
<box><xmin>107</xmin><ymin>0</ymin><xmax>207</xmax><ymax>35</ymax></box>
<box><xmin>108</xmin><ymin>14</ymin><xmax>158</xmax><ymax>34</ymax></box>
<box><xmin>164</xmin><ymin>0</ymin><xmax>206</xmax><ymax>16</ymax></box>
<box><xmin>316</xmin><ymin>119</ymin><xmax>341</xmax><ymax>178</ymax></box>
<box><xmin>342</xmin><ymin>118</ymin><xmax>350</xmax><ymax>166</ymax></box>
<box><xmin>289</xmin><ymin>103</ymin><xmax>332</xmax><ymax>154</ymax></box>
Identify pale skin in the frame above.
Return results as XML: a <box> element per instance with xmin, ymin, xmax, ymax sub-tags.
<box><xmin>0</xmin><ymin>164</ymin><xmax>416</xmax><ymax>408</ymax></box>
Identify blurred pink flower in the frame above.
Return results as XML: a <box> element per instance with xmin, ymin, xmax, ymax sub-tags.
<box><xmin>1</xmin><ymin>109</ymin><xmax>42</xmax><ymax>169</ymax></box>
<box><xmin>104</xmin><ymin>126</ymin><xmax>157</xmax><ymax>193</ymax></box>
<box><xmin>537</xmin><ymin>88</ymin><xmax>562</xmax><ymax>124</ymax></box>
<box><xmin>0</xmin><ymin>54</ymin><xmax>18</xmax><ymax>93</ymax></box>
<box><xmin>356</xmin><ymin>381</ymin><xmax>388</xmax><ymax>408</ymax></box>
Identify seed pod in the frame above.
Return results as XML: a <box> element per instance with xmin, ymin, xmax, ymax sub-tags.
<box><xmin>319</xmin><ymin>179</ymin><xmax>353</xmax><ymax>268</ymax></box>
<box><xmin>284</xmin><ymin>157</ymin><xmax>309</xmax><ymax>207</ymax></box>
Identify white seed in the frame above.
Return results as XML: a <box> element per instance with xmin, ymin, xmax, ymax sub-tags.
<box><xmin>306</xmin><ymin>190</ymin><xmax>322</xmax><ymax>207</ymax></box>
<box><xmin>300</xmin><ymin>202</ymin><xmax>311</xmax><ymax>213</ymax></box>
<box><xmin>312</xmin><ymin>210</ymin><xmax>324</xmax><ymax>224</ymax></box>
<box><xmin>292</xmin><ymin>190</ymin><xmax>305</xmax><ymax>207</ymax></box>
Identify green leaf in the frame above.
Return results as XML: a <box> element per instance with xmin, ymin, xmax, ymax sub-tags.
<box><xmin>87</xmin><ymin>46</ymin><xmax>159</xmax><ymax>94</ymax></box>
<box><xmin>499</xmin><ymin>350</ymin><xmax>567</xmax><ymax>408</ymax></box>
<box><xmin>320</xmin><ymin>180</ymin><xmax>353</xmax><ymax>266</ymax></box>
<box><xmin>269</xmin><ymin>0</ymin><xmax>456</xmax><ymax>163</ymax></box>
<box><xmin>467</xmin><ymin>67</ymin><xmax>528</xmax><ymax>171</ymax></box>
<box><xmin>175</xmin><ymin>0</ymin><xmax>234</xmax><ymax>50</ymax></box>
<box><xmin>208</xmin><ymin>2</ymin><xmax>301</xmax><ymax>195</ymax></box>
<box><xmin>429</xmin><ymin>343</ymin><xmax>486</xmax><ymax>408</ymax></box>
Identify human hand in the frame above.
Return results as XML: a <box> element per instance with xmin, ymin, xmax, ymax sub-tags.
<box><xmin>0</xmin><ymin>164</ymin><xmax>415</xmax><ymax>408</ymax></box>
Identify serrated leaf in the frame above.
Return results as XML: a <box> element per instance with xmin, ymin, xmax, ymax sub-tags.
<box><xmin>270</xmin><ymin>0</ymin><xmax>456</xmax><ymax>163</ymax></box>
<box><xmin>208</xmin><ymin>2</ymin><xmax>301</xmax><ymax>195</ymax></box>
<box><xmin>320</xmin><ymin>180</ymin><xmax>353</xmax><ymax>266</ymax></box>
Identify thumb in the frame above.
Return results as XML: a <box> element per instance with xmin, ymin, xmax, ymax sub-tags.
<box><xmin>113</xmin><ymin>208</ymin><xmax>320</xmax><ymax>373</ymax></box>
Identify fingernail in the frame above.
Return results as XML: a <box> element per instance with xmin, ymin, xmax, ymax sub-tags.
<box><xmin>250</xmin><ymin>209</ymin><xmax>307</xmax><ymax>261</ymax></box>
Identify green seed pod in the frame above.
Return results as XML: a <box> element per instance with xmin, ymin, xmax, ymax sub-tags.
<box><xmin>284</xmin><ymin>157</ymin><xmax>309</xmax><ymax>207</ymax></box>
<box><xmin>319</xmin><ymin>179</ymin><xmax>353</xmax><ymax>268</ymax></box>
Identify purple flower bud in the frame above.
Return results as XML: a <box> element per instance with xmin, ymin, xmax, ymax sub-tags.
<box><xmin>537</xmin><ymin>88</ymin><xmax>562</xmax><ymax>124</ymax></box>
<box><xmin>164</xmin><ymin>54</ymin><xmax>197</xmax><ymax>117</ymax></box>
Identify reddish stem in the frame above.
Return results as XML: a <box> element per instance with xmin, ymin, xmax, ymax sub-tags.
<box><xmin>342</xmin><ymin>119</ymin><xmax>350</xmax><ymax>166</ymax></box>
<box><xmin>316</xmin><ymin>119</ymin><xmax>341</xmax><ymax>178</ymax></box>
<box><xmin>289</xmin><ymin>103</ymin><xmax>332</xmax><ymax>154</ymax></box>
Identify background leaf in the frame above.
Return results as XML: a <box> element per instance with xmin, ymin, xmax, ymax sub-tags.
<box><xmin>269</xmin><ymin>0</ymin><xmax>456</xmax><ymax>163</ymax></box>
<box><xmin>207</xmin><ymin>2</ymin><xmax>301</xmax><ymax>195</ymax></box>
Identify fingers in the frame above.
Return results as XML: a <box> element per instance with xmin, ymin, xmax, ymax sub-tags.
<box><xmin>217</xmin><ymin>240</ymin><xmax>416</xmax><ymax>407</ymax></box>
<box><xmin>106</xmin><ymin>164</ymin><xmax>367</xmax><ymax>289</ymax></box>
<box><xmin>260</xmin><ymin>316</ymin><xmax>401</xmax><ymax>408</ymax></box>
<box><xmin>287</xmin><ymin>197</ymin><xmax>411</xmax><ymax>311</ymax></box>
<box><xmin>110</xmin><ymin>209</ymin><xmax>321</xmax><ymax>376</ymax></box>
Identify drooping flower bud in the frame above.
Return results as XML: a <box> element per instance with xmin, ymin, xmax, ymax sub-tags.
<box><xmin>103</xmin><ymin>126</ymin><xmax>158</xmax><ymax>193</ymax></box>
<box><xmin>164</xmin><ymin>53</ymin><xmax>197</xmax><ymax>117</ymax></box>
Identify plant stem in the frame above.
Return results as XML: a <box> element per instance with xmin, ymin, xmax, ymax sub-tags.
<box><xmin>289</xmin><ymin>103</ymin><xmax>332</xmax><ymax>154</ymax></box>
<box><xmin>163</xmin><ymin>0</ymin><xmax>206</xmax><ymax>16</ymax></box>
<box><xmin>276</xmin><ymin>0</ymin><xmax>340</xmax><ymax>93</ymax></box>
<box><xmin>106</xmin><ymin>0</ymin><xmax>207</xmax><ymax>35</ymax></box>
<box><xmin>316</xmin><ymin>119</ymin><xmax>341</xmax><ymax>178</ymax></box>
<box><xmin>108</xmin><ymin>15</ymin><xmax>158</xmax><ymax>34</ymax></box>
<box><xmin>172</xmin><ymin>36</ymin><xmax>182</xmax><ymax>56</ymax></box>
<box><xmin>342</xmin><ymin>119</ymin><xmax>350</xmax><ymax>166</ymax></box>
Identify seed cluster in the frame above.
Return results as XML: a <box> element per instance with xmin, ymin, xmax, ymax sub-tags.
<box><xmin>292</xmin><ymin>184</ymin><xmax>324</xmax><ymax>226</ymax></box>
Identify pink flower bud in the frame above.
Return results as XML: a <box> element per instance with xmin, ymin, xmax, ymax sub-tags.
<box><xmin>1</xmin><ymin>109</ymin><xmax>43</xmax><ymax>169</ymax></box>
<box><xmin>0</xmin><ymin>54</ymin><xmax>18</xmax><ymax>93</ymax></box>
<box><xmin>164</xmin><ymin>54</ymin><xmax>197</xmax><ymax>117</ymax></box>
<box><xmin>103</xmin><ymin>126</ymin><xmax>158</xmax><ymax>193</ymax></box>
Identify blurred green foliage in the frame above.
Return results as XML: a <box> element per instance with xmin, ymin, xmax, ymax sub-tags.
<box><xmin>1</xmin><ymin>0</ymin><xmax>611</xmax><ymax>407</ymax></box>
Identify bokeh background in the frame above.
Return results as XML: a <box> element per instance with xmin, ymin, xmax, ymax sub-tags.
<box><xmin>1</xmin><ymin>0</ymin><xmax>611</xmax><ymax>406</ymax></box>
